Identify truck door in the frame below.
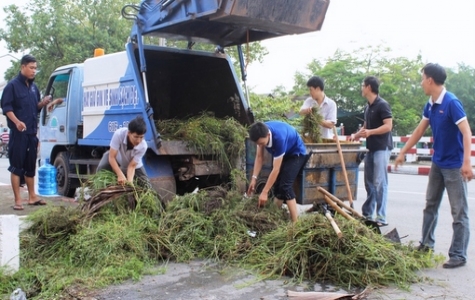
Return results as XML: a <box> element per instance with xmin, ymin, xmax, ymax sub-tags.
<box><xmin>40</xmin><ymin>71</ymin><xmax>71</xmax><ymax>145</ymax></box>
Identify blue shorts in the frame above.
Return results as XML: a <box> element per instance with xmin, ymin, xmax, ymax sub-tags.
<box><xmin>8</xmin><ymin>131</ymin><xmax>39</xmax><ymax>178</ymax></box>
<box><xmin>274</xmin><ymin>155</ymin><xmax>307</xmax><ymax>201</ymax></box>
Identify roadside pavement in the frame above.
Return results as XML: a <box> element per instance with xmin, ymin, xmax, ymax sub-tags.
<box><xmin>0</xmin><ymin>184</ymin><xmax>76</xmax><ymax>216</ymax></box>
<box><xmin>360</xmin><ymin>162</ymin><xmax>475</xmax><ymax>176</ymax></box>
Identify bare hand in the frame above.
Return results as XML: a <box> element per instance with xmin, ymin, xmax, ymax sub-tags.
<box><xmin>15</xmin><ymin>121</ymin><xmax>27</xmax><ymax>132</ymax></box>
<box><xmin>117</xmin><ymin>174</ymin><xmax>127</xmax><ymax>185</ymax></box>
<box><xmin>247</xmin><ymin>181</ymin><xmax>256</xmax><ymax>196</ymax></box>
<box><xmin>461</xmin><ymin>162</ymin><xmax>473</xmax><ymax>182</ymax></box>
<box><xmin>258</xmin><ymin>192</ymin><xmax>268</xmax><ymax>208</ymax></box>
<box><xmin>359</xmin><ymin>129</ymin><xmax>372</xmax><ymax>138</ymax></box>
<box><xmin>394</xmin><ymin>154</ymin><xmax>405</xmax><ymax>170</ymax></box>
<box><xmin>40</xmin><ymin>95</ymin><xmax>52</xmax><ymax>107</ymax></box>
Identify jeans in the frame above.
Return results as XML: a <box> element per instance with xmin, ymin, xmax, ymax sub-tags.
<box><xmin>362</xmin><ymin>148</ymin><xmax>390</xmax><ymax>224</ymax></box>
<box><xmin>421</xmin><ymin>163</ymin><xmax>470</xmax><ymax>261</ymax></box>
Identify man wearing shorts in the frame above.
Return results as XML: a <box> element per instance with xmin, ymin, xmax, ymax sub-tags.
<box><xmin>1</xmin><ymin>54</ymin><xmax>52</xmax><ymax>210</ymax></box>
<box><xmin>247</xmin><ymin>121</ymin><xmax>307</xmax><ymax>222</ymax></box>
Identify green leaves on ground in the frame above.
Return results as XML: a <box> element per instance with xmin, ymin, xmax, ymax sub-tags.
<box><xmin>0</xmin><ymin>179</ymin><xmax>443</xmax><ymax>298</ymax></box>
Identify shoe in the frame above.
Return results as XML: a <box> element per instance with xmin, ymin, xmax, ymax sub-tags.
<box><xmin>442</xmin><ymin>259</ymin><xmax>466</xmax><ymax>269</ymax></box>
<box><xmin>376</xmin><ymin>221</ymin><xmax>388</xmax><ymax>227</ymax></box>
<box><xmin>417</xmin><ymin>244</ymin><xmax>433</xmax><ymax>253</ymax></box>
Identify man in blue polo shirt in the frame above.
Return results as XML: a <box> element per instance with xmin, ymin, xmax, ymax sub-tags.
<box><xmin>247</xmin><ymin>121</ymin><xmax>307</xmax><ymax>222</ymax></box>
<box><xmin>395</xmin><ymin>63</ymin><xmax>473</xmax><ymax>269</ymax></box>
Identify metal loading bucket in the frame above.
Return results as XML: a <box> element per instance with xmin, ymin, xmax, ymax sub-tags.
<box><xmin>134</xmin><ymin>0</ymin><xmax>331</xmax><ymax>47</ymax></box>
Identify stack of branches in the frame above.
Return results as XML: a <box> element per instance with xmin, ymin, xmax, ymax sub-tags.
<box><xmin>81</xmin><ymin>184</ymin><xmax>136</xmax><ymax>217</ymax></box>
<box><xmin>78</xmin><ymin>171</ymin><xmax>164</xmax><ymax>219</ymax></box>
<box><xmin>301</xmin><ymin>106</ymin><xmax>324</xmax><ymax>143</ymax></box>
<box><xmin>155</xmin><ymin>113</ymin><xmax>248</xmax><ymax>169</ymax></box>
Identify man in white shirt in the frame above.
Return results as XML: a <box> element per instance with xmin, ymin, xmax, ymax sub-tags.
<box><xmin>97</xmin><ymin>116</ymin><xmax>150</xmax><ymax>187</ymax></box>
<box><xmin>299</xmin><ymin>76</ymin><xmax>337</xmax><ymax>139</ymax></box>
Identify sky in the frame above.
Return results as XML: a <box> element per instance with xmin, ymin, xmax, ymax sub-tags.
<box><xmin>1</xmin><ymin>0</ymin><xmax>475</xmax><ymax>93</ymax></box>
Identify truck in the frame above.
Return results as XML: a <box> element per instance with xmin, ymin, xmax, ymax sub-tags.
<box><xmin>39</xmin><ymin>0</ymin><xmax>331</xmax><ymax>203</ymax></box>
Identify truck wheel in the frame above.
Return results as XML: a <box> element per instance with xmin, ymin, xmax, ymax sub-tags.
<box><xmin>255</xmin><ymin>178</ymin><xmax>274</xmax><ymax>199</ymax></box>
<box><xmin>150</xmin><ymin>177</ymin><xmax>176</xmax><ymax>206</ymax></box>
<box><xmin>54</xmin><ymin>152</ymin><xmax>77</xmax><ymax>197</ymax></box>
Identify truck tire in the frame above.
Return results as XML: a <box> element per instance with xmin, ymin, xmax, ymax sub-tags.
<box><xmin>54</xmin><ymin>152</ymin><xmax>78</xmax><ymax>197</ymax></box>
<box><xmin>150</xmin><ymin>177</ymin><xmax>176</xmax><ymax>206</ymax></box>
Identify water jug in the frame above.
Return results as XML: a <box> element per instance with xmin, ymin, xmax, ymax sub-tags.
<box><xmin>10</xmin><ymin>288</ymin><xmax>27</xmax><ymax>300</ymax></box>
<box><xmin>38</xmin><ymin>158</ymin><xmax>57</xmax><ymax>196</ymax></box>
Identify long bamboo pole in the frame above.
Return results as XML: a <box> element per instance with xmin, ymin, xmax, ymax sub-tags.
<box><xmin>333</xmin><ymin>126</ymin><xmax>354</xmax><ymax>206</ymax></box>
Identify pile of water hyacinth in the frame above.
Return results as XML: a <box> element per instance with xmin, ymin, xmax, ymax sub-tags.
<box><xmin>0</xmin><ymin>170</ymin><xmax>442</xmax><ymax>299</ymax></box>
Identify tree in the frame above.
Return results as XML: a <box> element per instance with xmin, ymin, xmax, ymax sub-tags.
<box><xmin>249</xmin><ymin>89</ymin><xmax>302</xmax><ymax>128</ymax></box>
<box><xmin>446</xmin><ymin>64</ymin><xmax>475</xmax><ymax>132</ymax></box>
<box><xmin>0</xmin><ymin>0</ymin><xmax>268</xmax><ymax>90</ymax></box>
<box><xmin>0</xmin><ymin>0</ymin><xmax>133</xmax><ymax>88</ymax></box>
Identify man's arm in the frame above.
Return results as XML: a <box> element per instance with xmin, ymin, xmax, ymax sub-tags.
<box><xmin>261</xmin><ymin>156</ymin><xmax>282</xmax><ymax>197</ymax></box>
<box><xmin>257</xmin><ymin>155</ymin><xmax>283</xmax><ymax>207</ymax></box>
<box><xmin>394</xmin><ymin>119</ymin><xmax>429</xmax><ymax>169</ymax></box>
<box><xmin>363</xmin><ymin>118</ymin><xmax>392</xmax><ymax>137</ymax></box>
<box><xmin>247</xmin><ymin>145</ymin><xmax>264</xmax><ymax>195</ymax></box>
<box><xmin>37</xmin><ymin>95</ymin><xmax>51</xmax><ymax>111</ymax></box>
<box><xmin>299</xmin><ymin>98</ymin><xmax>315</xmax><ymax>115</ymax></box>
<box><xmin>108</xmin><ymin>148</ymin><xmax>126</xmax><ymax>185</ymax></box>
<box><xmin>5</xmin><ymin>111</ymin><xmax>26</xmax><ymax>132</ymax></box>
<box><xmin>126</xmin><ymin>160</ymin><xmax>138</xmax><ymax>183</ymax></box>
<box><xmin>458</xmin><ymin>119</ymin><xmax>474</xmax><ymax>181</ymax></box>
<box><xmin>320</xmin><ymin>101</ymin><xmax>337</xmax><ymax>129</ymax></box>
<box><xmin>1</xmin><ymin>84</ymin><xmax>26</xmax><ymax>131</ymax></box>
<box><xmin>47</xmin><ymin>98</ymin><xmax>64</xmax><ymax>113</ymax></box>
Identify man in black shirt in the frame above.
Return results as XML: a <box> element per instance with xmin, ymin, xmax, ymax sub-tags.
<box><xmin>353</xmin><ymin>76</ymin><xmax>393</xmax><ymax>226</ymax></box>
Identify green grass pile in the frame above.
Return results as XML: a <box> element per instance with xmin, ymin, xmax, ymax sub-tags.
<box><xmin>302</xmin><ymin>106</ymin><xmax>324</xmax><ymax>143</ymax></box>
<box><xmin>155</xmin><ymin>113</ymin><xmax>248</xmax><ymax>169</ymax></box>
<box><xmin>0</xmin><ymin>172</ymin><xmax>442</xmax><ymax>298</ymax></box>
<box><xmin>243</xmin><ymin>213</ymin><xmax>441</xmax><ymax>289</ymax></box>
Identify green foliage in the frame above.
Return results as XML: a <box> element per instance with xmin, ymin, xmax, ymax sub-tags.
<box><xmin>0</xmin><ymin>185</ymin><xmax>442</xmax><ymax>298</ymax></box>
<box><xmin>301</xmin><ymin>106</ymin><xmax>324</xmax><ymax>143</ymax></box>
<box><xmin>446</xmin><ymin>64</ymin><xmax>475</xmax><ymax>132</ymax></box>
<box><xmin>156</xmin><ymin>114</ymin><xmax>248</xmax><ymax>170</ymax></box>
<box><xmin>249</xmin><ymin>90</ymin><xmax>302</xmax><ymax>128</ymax></box>
<box><xmin>0</xmin><ymin>0</ymin><xmax>133</xmax><ymax>87</ymax></box>
<box><xmin>243</xmin><ymin>213</ymin><xmax>443</xmax><ymax>288</ymax></box>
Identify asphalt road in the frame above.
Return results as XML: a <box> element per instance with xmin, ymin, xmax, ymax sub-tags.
<box><xmin>1</xmin><ymin>157</ymin><xmax>474</xmax><ymax>299</ymax></box>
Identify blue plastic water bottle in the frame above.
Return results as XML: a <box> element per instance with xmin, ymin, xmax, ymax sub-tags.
<box><xmin>38</xmin><ymin>158</ymin><xmax>57</xmax><ymax>196</ymax></box>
